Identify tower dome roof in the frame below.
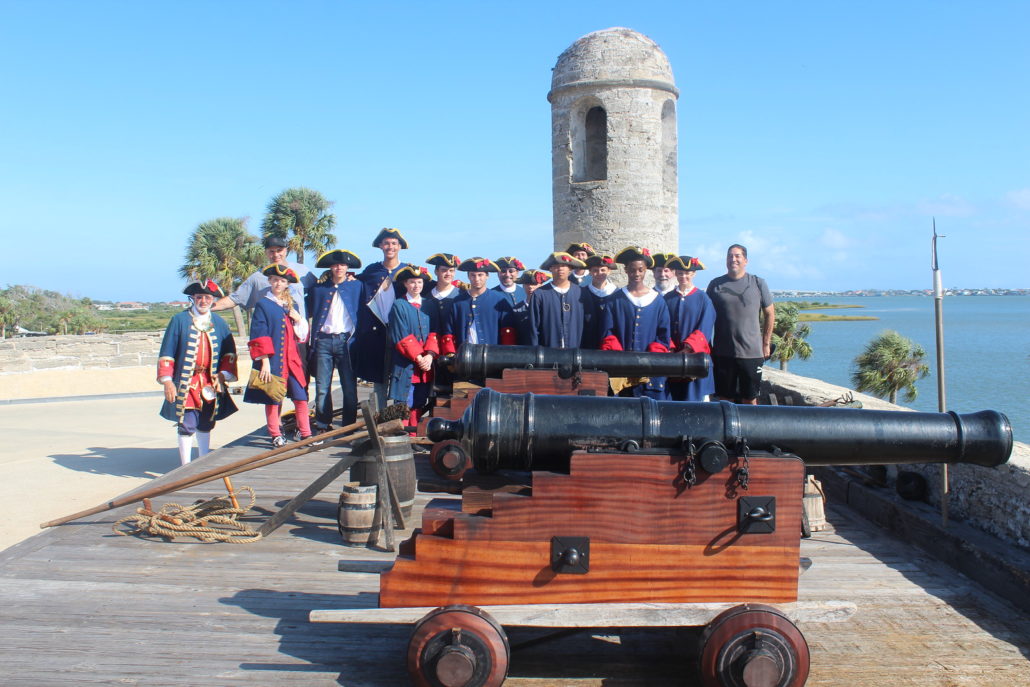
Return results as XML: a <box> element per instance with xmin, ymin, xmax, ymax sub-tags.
<box><xmin>551</xmin><ymin>27</ymin><xmax>676</xmax><ymax>96</ymax></box>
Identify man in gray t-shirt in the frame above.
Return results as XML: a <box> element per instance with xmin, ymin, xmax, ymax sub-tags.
<box><xmin>213</xmin><ymin>236</ymin><xmax>315</xmax><ymax>320</ymax></box>
<box><xmin>705</xmin><ymin>244</ymin><xmax>775</xmax><ymax>404</ymax></box>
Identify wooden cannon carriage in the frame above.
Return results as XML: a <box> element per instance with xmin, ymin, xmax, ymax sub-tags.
<box><xmin>313</xmin><ymin>389</ymin><xmax>1013</xmax><ymax>686</ymax></box>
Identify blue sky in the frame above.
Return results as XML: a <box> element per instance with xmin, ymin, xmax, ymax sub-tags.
<box><xmin>2</xmin><ymin>1</ymin><xmax>1027</xmax><ymax>301</ymax></box>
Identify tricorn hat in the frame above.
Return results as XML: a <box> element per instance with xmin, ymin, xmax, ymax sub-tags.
<box><xmin>263</xmin><ymin>235</ymin><xmax>289</xmax><ymax>249</ymax></box>
<box><xmin>666</xmin><ymin>255</ymin><xmax>706</xmax><ymax>272</ymax></box>
<box><xmin>495</xmin><ymin>256</ymin><xmax>525</xmax><ymax>271</ymax></box>
<box><xmin>183</xmin><ymin>279</ymin><xmax>224</xmax><ymax>298</ymax></box>
<box><xmin>651</xmin><ymin>252</ymin><xmax>678</xmax><ymax>268</ymax></box>
<box><xmin>426</xmin><ymin>253</ymin><xmax>460</xmax><ymax>268</ymax></box>
<box><xmin>395</xmin><ymin>265</ymin><xmax>432</xmax><ymax>284</ymax></box>
<box><xmin>565</xmin><ymin>242</ymin><xmax>596</xmax><ymax>256</ymax></box>
<box><xmin>614</xmin><ymin>246</ymin><xmax>655</xmax><ymax>268</ymax></box>
<box><xmin>540</xmin><ymin>252</ymin><xmax>587</xmax><ymax>270</ymax></box>
<box><xmin>315</xmin><ymin>249</ymin><xmax>362</xmax><ymax>269</ymax></box>
<box><xmin>457</xmin><ymin>257</ymin><xmax>500</xmax><ymax>273</ymax></box>
<box><xmin>372</xmin><ymin>227</ymin><xmax>408</xmax><ymax>249</ymax></box>
<box><xmin>584</xmin><ymin>253</ymin><xmax>615</xmax><ymax>268</ymax></box>
<box><xmin>516</xmin><ymin>269</ymin><xmax>549</xmax><ymax>286</ymax></box>
<box><xmin>262</xmin><ymin>264</ymin><xmax>299</xmax><ymax>283</ymax></box>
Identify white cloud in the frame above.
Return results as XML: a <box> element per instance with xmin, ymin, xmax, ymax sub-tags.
<box><xmin>1004</xmin><ymin>188</ymin><xmax>1030</xmax><ymax>211</ymax></box>
<box><xmin>819</xmin><ymin>227</ymin><xmax>853</xmax><ymax>262</ymax></box>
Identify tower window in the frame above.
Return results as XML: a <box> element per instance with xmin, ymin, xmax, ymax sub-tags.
<box><xmin>573</xmin><ymin>105</ymin><xmax>607</xmax><ymax>182</ymax></box>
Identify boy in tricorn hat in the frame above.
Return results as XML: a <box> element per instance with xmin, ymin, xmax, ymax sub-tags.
<box><xmin>529</xmin><ymin>252</ymin><xmax>585</xmax><ymax>349</ymax></box>
<box><xmin>601</xmin><ymin>247</ymin><xmax>672</xmax><ymax>399</ymax></box>
<box><xmin>565</xmin><ymin>242</ymin><xmax>595</xmax><ymax>285</ymax></box>
<box><xmin>663</xmin><ymin>256</ymin><xmax>715</xmax><ymax>401</ymax></box>
<box><xmin>158</xmin><ymin>279</ymin><xmax>238</xmax><ymax>465</ymax></box>
<box><xmin>354</xmin><ymin>228</ymin><xmax>411</xmax><ymax>408</ymax></box>
<box><xmin>440</xmin><ymin>258</ymin><xmax>516</xmax><ymax>365</ymax></box>
<box><xmin>388</xmin><ymin>266</ymin><xmax>440</xmax><ymax>434</ymax></box>
<box><xmin>307</xmin><ymin>249</ymin><xmax>363</xmax><ymax>430</ymax></box>
<box><xmin>493</xmin><ymin>256</ymin><xmax>529</xmax><ymax>343</ymax></box>
<box><xmin>579</xmin><ymin>253</ymin><xmax>617</xmax><ymax>349</ymax></box>
<box><xmin>423</xmin><ymin>253</ymin><xmax>461</xmax><ymax>389</ymax></box>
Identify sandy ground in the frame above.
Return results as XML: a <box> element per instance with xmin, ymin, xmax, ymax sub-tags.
<box><xmin>0</xmin><ymin>393</ymin><xmax>269</xmax><ymax>552</ymax></box>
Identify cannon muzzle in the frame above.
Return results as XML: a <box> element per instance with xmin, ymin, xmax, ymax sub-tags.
<box><xmin>451</xmin><ymin>343</ymin><xmax>710</xmax><ymax>381</ymax></box>
<box><xmin>427</xmin><ymin>389</ymin><xmax>1013</xmax><ymax>473</ymax></box>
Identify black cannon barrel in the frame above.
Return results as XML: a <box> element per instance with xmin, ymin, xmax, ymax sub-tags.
<box><xmin>451</xmin><ymin>343</ymin><xmax>710</xmax><ymax>381</ymax></box>
<box><xmin>427</xmin><ymin>389</ymin><xmax>1013</xmax><ymax>473</ymax></box>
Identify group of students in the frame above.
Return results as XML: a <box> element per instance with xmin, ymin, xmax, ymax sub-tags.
<box><xmin>157</xmin><ymin>227</ymin><xmax>722</xmax><ymax>464</ymax></box>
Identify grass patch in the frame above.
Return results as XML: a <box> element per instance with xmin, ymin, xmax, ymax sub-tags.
<box><xmin>799</xmin><ymin>313</ymin><xmax>878</xmax><ymax>322</ymax></box>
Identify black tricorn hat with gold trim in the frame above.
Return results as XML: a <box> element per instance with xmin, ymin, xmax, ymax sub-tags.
<box><xmin>651</xmin><ymin>252</ymin><xmax>678</xmax><ymax>268</ymax></box>
<box><xmin>614</xmin><ymin>246</ymin><xmax>656</xmax><ymax>268</ymax></box>
<box><xmin>540</xmin><ymin>252</ymin><xmax>587</xmax><ymax>270</ymax></box>
<box><xmin>372</xmin><ymin>227</ymin><xmax>408</xmax><ymax>249</ymax></box>
<box><xmin>262</xmin><ymin>264</ymin><xmax>299</xmax><ymax>283</ymax></box>
<box><xmin>458</xmin><ymin>257</ymin><xmax>500</xmax><ymax>273</ymax></box>
<box><xmin>495</xmin><ymin>256</ymin><xmax>525</xmax><ymax>271</ymax></box>
<box><xmin>426</xmin><ymin>253</ymin><xmax>460</xmax><ymax>268</ymax></box>
<box><xmin>565</xmin><ymin>242</ymin><xmax>596</xmax><ymax>256</ymax></box>
<box><xmin>395</xmin><ymin>265</ymin><xmax>432</xmax><ymax>284</ymax></box>
<box><xmin>666</xmin><ymin>255</ymin><xmax>706</xmax><ymax>272</ymax></box>
<box><xmin>315</xmin><ymin>249</ymin><xmax>362</xmax><ymax>269</ymax></box>
<box><xmin>516</xmin><ymin>269</ymin><xmax>549</xmax><ymax>286</ymax></box>
<box><xmin>584</xmin><ymin>253</ymin><xmax>615</xmax><ymax>268</ymax></box>
<box><xmin>183</xmin><ymin>279</ymin><xmax>225</xmax><ymax>298</ymax></box>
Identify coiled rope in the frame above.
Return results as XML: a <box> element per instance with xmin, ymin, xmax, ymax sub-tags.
<box><xmin>112</xmin><ymin>486</ymin><xmax>262</xmax><ymax>543</ymax></box>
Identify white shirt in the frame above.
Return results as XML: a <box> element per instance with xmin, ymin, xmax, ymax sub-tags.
<box><xmin>624</xmin><ymin>287</ymin><xmax>659</xmax><ymax>307</ymax></box>
<box><xmin>587</xmin><ymin>282</ymin><xmax>616</xmax><ymax>298</ymax></box>
<box><xmin>320</xmin><ymin>286</ymin><xmax>355</xmax><ymax>335</ymax></box>
<box><xmin>432</xmin><ymin>284</ymin><xmax>455</xmax><ymax>299</ymax></box>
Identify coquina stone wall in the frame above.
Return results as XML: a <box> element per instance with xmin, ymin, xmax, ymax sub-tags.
<box><xmin>762</xmin><ymin>367</ymin><xmax>1030</xmax><ymax>552</ymax></box>
<box><xmin>0</xmin><ymin>333</ymin><xmax>163</xmax><ymax>373</ymax></box>
<box><xmin>550</xmin><ymin>28</ymin><xmax>679</xmax><ymax>278</ymax></box>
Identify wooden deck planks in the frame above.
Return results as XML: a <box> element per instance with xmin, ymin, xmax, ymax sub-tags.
<box><xmin>0</xmin><ymin>416</ymin><xmax>1028</xmax><ymax>685</ymax></box>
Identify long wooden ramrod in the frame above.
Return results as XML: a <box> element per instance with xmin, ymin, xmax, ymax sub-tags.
<box><xmin>40</xmin><ymin>418</ymin><xmax>405</xmax><ymax>528</ymax></box>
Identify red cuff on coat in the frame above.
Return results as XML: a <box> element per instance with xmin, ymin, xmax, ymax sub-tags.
<box><xmin>248</xmin><ymin>336</ymin><xmax>275</xmax><ymax>359</ymax></box>
<box><xmin>424</xmin><ymin>332</ymin><xmax>440</xmax><ymax>357</ymax></box>
<box><xmin>157</xmin><ymin>358</ymin><xmax>175</xmax><ymax>379</ymax></box>
<box><xmin>601</xmin><ymin>335</ymin><xmax>623</xmax><ymax>351</ymax></box>
<box><xmin>682</xmin><ymin>330</ymin><xmax>711</xmax><ymax>354</ymax></box>
<box><xmin>396</xmin><ymin>334</ymin><xmax>425</xmax><ymax>362</ymax></box>
<box><xmin>499</xmin><ymin>327</ymin><xmax>516</xmax><ymax>346</ymax></box>
<box><xmin>647</xmin><ymin>341</ymin><xmax>670</xmax><ymax>353</ymax></box>
<box><xmin>441</xmin><ymin>334</ymin><xmax>457</xmax><ymax>356</ymax></box>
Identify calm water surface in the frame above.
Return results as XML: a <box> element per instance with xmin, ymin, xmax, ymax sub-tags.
<box><xmin>778</xmin><ymin>295</ymin><xmax>1029</xmax><ymax>443</ymax></box>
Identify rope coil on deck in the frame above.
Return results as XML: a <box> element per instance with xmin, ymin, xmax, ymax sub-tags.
<box><xmin>112</xmin><ymin>487</ymin><xmax>262</xmax><ymax>543</ymax></box>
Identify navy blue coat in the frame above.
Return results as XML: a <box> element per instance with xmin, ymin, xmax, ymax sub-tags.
<box><xmin>664</xmin><ymin>287</ymin><xmax>716</xmax><ymax>401</ymax></box>
<box><xmin>601</xmin><ymin>289</ymin><xmax>672</xmax><ymax>397</ymax></box>
<box><xmin>578</xmin><ymin>284</ymin><xmax>614</xmax><ymax>350</ymax></box>
<box><xmin>441</xmin><ymin>289</ymin><xmax>515</xmax><ymax>353</ymax></box>
<box><xmin>352</xmin><ymin>261</ymin><xmax>408</xmax><ymax>383</ymax></box>
<box><xmin>387</xmin><ymin>299</ymin><xmax>438</xmax><ymax>403</ymax></box>
<box><xmin>529</xmin><ymin>283</ymin><xmax>584</xmax><ymax>349</ymax></box>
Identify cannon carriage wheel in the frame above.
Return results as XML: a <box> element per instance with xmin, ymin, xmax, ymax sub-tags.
<box><xmin>698</xmin><ymin>603</ymin><xmax>810</xmax><ymax>687</ymax></box>
<box><xmin>407</xmin><ymin>604</ymin><xmax>510</xmax><ymax>687</ymax></box>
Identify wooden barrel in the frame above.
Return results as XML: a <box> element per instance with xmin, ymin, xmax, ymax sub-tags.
<box><xmin>350</xmin><ymin>435</ymin><xmax>416</xmax><ymax>523</ymax></box>
<box><xmin>337</xmin><ymin>482</ymin><xmax>377</xmax><ymax>546</ymax></box>
<box><xmin>803</xmin><ymin>475</ymin><xmax>828</xmax><ymax>532</ymax></box>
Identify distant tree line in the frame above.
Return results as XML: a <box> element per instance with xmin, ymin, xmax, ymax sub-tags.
<box><xmin>0</xmin><ymin>285</ymin><xmax>103</xmax><ymax>337</ymax></box>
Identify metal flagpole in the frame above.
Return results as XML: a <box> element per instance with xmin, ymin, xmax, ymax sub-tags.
<box><xmin>932</xmin><ymin>218</ymin><xmax>948</xmax><ymax>527</ymax></box>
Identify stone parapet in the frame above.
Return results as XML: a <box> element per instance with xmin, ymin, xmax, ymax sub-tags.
<box><xmin>762</xmin><ymin>367</ymin><xmax>1030</xmax><ymax>552</ymax></box>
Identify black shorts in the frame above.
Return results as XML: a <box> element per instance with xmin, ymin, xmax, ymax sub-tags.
<box><xmin>712</xmin><ymin>355</ymin><xmax>765</xmax><ymax>401</ymax></box>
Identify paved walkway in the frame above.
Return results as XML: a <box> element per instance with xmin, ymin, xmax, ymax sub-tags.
<box><xmin>0</xmin><ymin>393</ymin><xmax>268</xmax><ymax>552</ymax></box>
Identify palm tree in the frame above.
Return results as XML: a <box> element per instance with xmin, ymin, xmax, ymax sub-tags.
<box><xmin>179</xmin><ymin>217</ymin><xmax>264</xmax><ymax>334</ymax></box>
<box><xmin>851</xmin><ymin>330</ymin><xmax>929</xmax><ymax>404</ymax></box>
<box><xmin>261</xmin><ymin>187</ymin><xmax>337</xmax><ymax>264</ymax></box>
<box><xmin>770</xmin><ymin>302</ymin><xmax>813</xmax><ymax>371</ymax></box>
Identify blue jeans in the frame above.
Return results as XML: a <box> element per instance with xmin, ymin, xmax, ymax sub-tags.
<box><xmin>314</xmin><ymin>333</ymin><xmax>357</xmax><ymax>428</ymax></box>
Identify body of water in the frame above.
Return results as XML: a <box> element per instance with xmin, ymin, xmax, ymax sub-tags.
<box><xmin>777</xmin><ymin>295</ymin><xmax>1029</xmax><ymax>443</ymax></box>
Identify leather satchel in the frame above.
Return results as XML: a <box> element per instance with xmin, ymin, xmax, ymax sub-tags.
<box><xmin>247</xmin><ymin>369</ymin><xmax>287</xmax><ymax>403</ymax></box>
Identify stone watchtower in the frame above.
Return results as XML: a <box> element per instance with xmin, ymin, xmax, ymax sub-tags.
<box><xmin>549</xmin><ymin>28</ymin><xmax>679</xmax><ymax>267</ymax></box>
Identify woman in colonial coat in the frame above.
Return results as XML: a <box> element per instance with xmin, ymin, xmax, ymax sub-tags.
<box><xmin>388</xmin><ymin>266</ymin><xmax>440</xmax><ymax>434</ymax></box>
<box><xmin>600</xmin><ymin>246</ymin><xmax>673</xmax><ymax>399</ymax></box>
<box><xmin>244</xmin><ymin>265</ymin><xmax>311</xmax><ymax>447</ymax></box>
<box><xmin>663</xmin><ymin>256</ymin><xmax>716</xmax><ymax>402</ymax></box>
<box><xmin>158</xmin><ymin>279</ymin><xmax>238</xmax><ymax>465</ymax></box>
